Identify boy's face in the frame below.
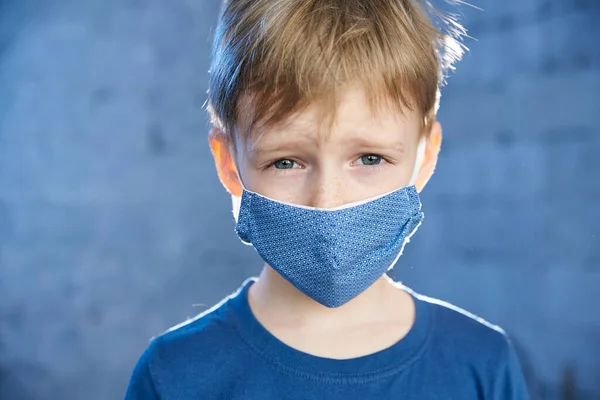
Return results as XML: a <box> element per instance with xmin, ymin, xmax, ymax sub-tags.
<box><xmin>210</xmin><ymin>87</ymin><xmax>442</xmax><ymax>207</ymax></box>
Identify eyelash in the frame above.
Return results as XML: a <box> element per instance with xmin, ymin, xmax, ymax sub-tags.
<box><xmin>266</xmin><ymin>159</ymin><xmax>302</xmax><ymax>175</ymax></box>
<box><xmin>267</xmin><ymin>154</ymin><xmax>390</xmax><ymax>173</ymax></box>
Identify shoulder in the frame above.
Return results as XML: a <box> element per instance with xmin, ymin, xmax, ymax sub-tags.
<box><xmin>417</xmin><ymin>293</ymin><xmax>510</xmax><ymax>353</ymax></box>
<box><xmin>148</xmin><ymin>292</ymin><xmax>243</xmax><ymax>368</ymax></box>
<box><xmin>126</xmin><ymin>292</ymin><xmax>245</xmax><ymax>397</ymax></box>
<box><xmin>415</xmin><ymin>293</ymin><xmax>529</xmax><ymax>399</ymax></box>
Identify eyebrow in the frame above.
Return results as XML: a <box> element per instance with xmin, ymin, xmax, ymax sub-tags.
<box><xmin>247</xmin><ymin>125</ymin><xmax>407</xmax><ymax>156</ymax></box>
<box><xmin>248</xmin><ymin>136</ymin><xmax>318</xmax><ymax>158</ymax></box>
<box><xmin>343</xmin><ymin>136</ymin><xmax>406</xmax><ymax>153</ymax></box>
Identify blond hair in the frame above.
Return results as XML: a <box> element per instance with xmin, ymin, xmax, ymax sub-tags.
<box><xmin>206</xmin><ymin>0</ymin><xmax>465</xmax><ymax>139</ymax></box>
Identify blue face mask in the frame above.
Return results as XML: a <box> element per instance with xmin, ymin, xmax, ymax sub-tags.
<box><xmin>233</xmin><ymin>140</ymin><xmax>426</xmax><ymax>308</ymax></box>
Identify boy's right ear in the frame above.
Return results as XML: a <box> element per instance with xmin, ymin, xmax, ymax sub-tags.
<box><xmin>208</xmin><ymin>128</ymin><xmax>243</xmax><ymax>197</ymax></box>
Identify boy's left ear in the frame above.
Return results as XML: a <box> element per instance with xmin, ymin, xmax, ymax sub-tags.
<box><xmin>415</xmin><ymin>121</ymin><xmax>442</xmax><ymax>193</ymax></box>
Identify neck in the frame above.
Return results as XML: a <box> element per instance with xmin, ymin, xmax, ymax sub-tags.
<box><xmin>248</xmin><ymin>264</ymin><xmax>411</xmax><ymax>330</ymax></box>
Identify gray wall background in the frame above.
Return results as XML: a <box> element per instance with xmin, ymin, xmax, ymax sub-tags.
<box><xmin>0</xmin><ymin>0</ymin><xmax>598</xmax><ymax>399</ymax></box>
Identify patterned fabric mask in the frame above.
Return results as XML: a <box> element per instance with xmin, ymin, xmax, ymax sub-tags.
<box><xmin>233</xmin><ymin>140</ymin><xmax>426</xmax><ymax>308</ymax></box>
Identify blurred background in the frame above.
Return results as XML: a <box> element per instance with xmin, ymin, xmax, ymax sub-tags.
<box><xmin>0</xmin><ymin>0</ymin><xmax>598</xmax><ymax>399</ymax></box>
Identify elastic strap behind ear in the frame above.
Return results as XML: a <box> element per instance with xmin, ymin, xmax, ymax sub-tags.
<box><xmin>229</xmin><ymin>144</ymin><xmax>244</xmax><ymax>222</ymax></box>
<box><xmin>409</xmin><ymin>138</ymin><xmax>427</xmax><ymax>186</ymax></box>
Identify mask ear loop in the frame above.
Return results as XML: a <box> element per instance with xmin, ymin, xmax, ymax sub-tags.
<box><xmin>409</xmin><ymin>138</ymin><xmax>427</xmax><ymax>187</ymax></box>
<box><xmin>229</xmin><ymin>144</ymin><xmax>244</xmax><ymax>222</ymax></box>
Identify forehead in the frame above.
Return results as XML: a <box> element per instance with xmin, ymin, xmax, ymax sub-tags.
<box><xmin>235</xmin><ymin>87</ymin><xmax>422</xmax><ymax>150</ymax></box>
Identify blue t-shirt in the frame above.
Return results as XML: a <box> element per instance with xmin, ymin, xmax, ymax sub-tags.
<box><xmin>125</xmin><ymin>278</ymin><xmax>529</xmax><ymax>399</ymax></box>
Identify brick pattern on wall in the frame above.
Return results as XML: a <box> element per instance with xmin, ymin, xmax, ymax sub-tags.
<box><xmin>0</xmin><ymin>0</ymin><xmax>598</xmax><ymax>399</ymax></box>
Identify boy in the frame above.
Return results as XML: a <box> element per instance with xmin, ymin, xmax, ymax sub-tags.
<box><xmin>126</xmin><ymin>0</ymin><xmax>529</xmax><ymax>398</ymax></box>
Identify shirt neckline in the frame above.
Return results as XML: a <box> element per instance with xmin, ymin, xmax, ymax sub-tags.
<box><xmin>227</xmin><ymin>278</ymin><xmax>433</xmax><ymax>383</ymax></box>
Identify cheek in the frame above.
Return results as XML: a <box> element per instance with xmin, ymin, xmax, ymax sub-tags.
<box><xmin>239</xmin><ymin>167</ymin><xmax>307</xmax><ymax>203</ymax></box>
<box><xmin>351</xmin><ymin>165</ymin><xmax>414</xmax><ymax>192</ymax></box>
<box><xmin>398</xmin><ymin>167</ymin><xmax>416</xmax><ymax>188</ymax></box>
<box><xmin>236</xmin><ymin>153</ymin><xmax>271</xmax><ymax>191</ymax></box>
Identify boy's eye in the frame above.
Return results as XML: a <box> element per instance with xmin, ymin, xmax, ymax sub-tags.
<box><xmin>358</xmin><ymin>155</ymin><xmax>382</xmax><ymax>166</ymax></box>
<box><xmin>273</xmin><ymin>159</ymin><xmax>296</xmax><ymax>169</ymax></box>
